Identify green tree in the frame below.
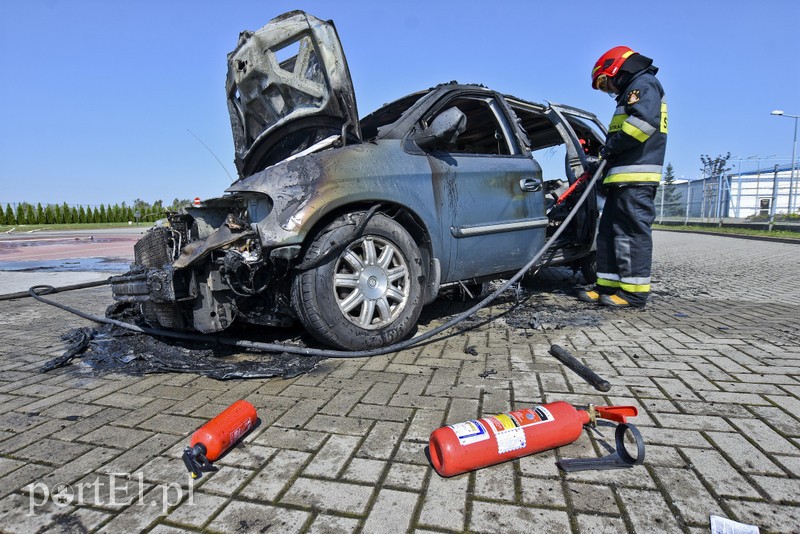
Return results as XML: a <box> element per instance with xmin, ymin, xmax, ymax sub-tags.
<box><xmin>660</xmin><ymin>163</ymin><xmax>682</xmax><ymax>215</ymax></box>
<box><xmin>167</xmin><ymin>198</ymin><xmax>190</xmax><ymax>212</ymax></box>
<box><xmin>0</xmin><ymin>205</ymin><xmax>5</xmax><ymax>226</ymax></box>
<box><xmin>99</xmin><ymin>204</ymin><xmax>107</xmax><ymax>223</ymax></box>
<box><xmin>71</xmin><ymin>206</ymin><xmax>79</xmax><ymax>223</ymax></box>
<box><xmin>36</xmin><ymin>203</ymin><xmax>44</xmax><ymax>224</ymax></box>
<box><xmin>18</xmin><ymin>204</ymin><xmax>27</xmax><ymax>225</ymax></box>
<box><xmin>5</xmin><ymin>204</ymin><xmax>16</xmax><ymax>225</ymax></box>
<box><xmin>151</xmin><ymin>199</ymin><xmax>164</xmax><ymax>221</ymax></box>
<box><xmin>54</xmin><ymin>204</ymin><xmax>62</xmax><ymax>224</ymax></box>
<box><xmin>62</xmin><ymin>203</ymin><xmax>71</xmax><ymax>224</ymax></box>
<box><xmin>45</xmin><ymin>204</ymin><xmax>55</xmax><ymax>224</ymax></box>
<box><xmin>133</xmin><ymin>198</ymin><xmax>152</xmax><ymax>222</ymax></box>
<box><xmin>78</xmin><ymin>206</ymin><xmax>86</xmax><ymax>223</ymax></box>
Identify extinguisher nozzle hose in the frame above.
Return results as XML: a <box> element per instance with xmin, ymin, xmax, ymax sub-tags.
<box><xmin>182</xmin><ymin>444</ymin><xmax>216</xmax><ymax>479</ymax></box>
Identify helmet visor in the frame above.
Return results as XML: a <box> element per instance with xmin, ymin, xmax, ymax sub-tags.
<box><xmin>595</xmin><ymin>74</ymin><xmax>610</xmax><ymax>93</ymax></box>
<box><xmin>595</xmin><ymin>74</ymin><xmax>619</xmax><ymax>94</ymax></box>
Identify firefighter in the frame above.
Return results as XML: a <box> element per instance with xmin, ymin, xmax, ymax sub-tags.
<box><xmin>578</xmin><ymin>46</ymin><xmax>668</xmax><ymax>308</ymax></box>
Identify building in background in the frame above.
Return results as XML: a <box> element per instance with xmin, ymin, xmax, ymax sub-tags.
<box><xmin>655</xmin><ymin>163</ymin><xmax>797</xmax><ymax>221</ymax></box>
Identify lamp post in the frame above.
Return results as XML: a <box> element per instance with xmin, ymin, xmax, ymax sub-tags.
<box><xmin>771</xmin><ymin>110</ymin><xmax>799</xmax><ymax>213</ymax></box>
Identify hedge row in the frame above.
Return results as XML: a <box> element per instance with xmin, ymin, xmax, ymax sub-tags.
<box><xmin>0</xmin><ymin>199</ymin><xmax>190</xmax><ymax>226</ymax></box>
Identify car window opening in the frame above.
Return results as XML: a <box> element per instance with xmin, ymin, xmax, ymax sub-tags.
<box><xmin>429</xmin><ymin>97</ymin><xmax>512</xmax><ymax>156</ymax></box>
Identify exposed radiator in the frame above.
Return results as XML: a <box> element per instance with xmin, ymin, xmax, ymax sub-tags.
<box><xmin>134</xmin><ymin>227</ymin><xmax>173</xmax><ymax>267</ymax></box>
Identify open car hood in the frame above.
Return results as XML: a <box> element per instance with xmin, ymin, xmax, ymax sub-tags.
<box><xmin>226</xmin><ymin>10</ymin><xmax>361</xmax><ymax>178</ymax></box>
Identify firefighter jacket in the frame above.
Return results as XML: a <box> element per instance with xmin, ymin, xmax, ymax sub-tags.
<box><xmin>603</xmin><ymin>68</ymin><xmax>668</xmax><ymax>186</ymax></box>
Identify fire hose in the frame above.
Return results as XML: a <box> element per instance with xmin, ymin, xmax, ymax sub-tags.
<box><xmin>27</xmin><ymin>162</ymin><xmax>606</xmax><ymax>359</ymax></box>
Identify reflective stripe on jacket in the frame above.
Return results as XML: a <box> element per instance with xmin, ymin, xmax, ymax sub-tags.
<box><xmin>604</xmin><ymin>70</ymin><xmax>667</xmax><ymax>186</ymax></box>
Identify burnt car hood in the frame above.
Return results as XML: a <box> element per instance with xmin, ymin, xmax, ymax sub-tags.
<box><xmin>226</xmin><ymin>10</ymin><xmax>361</xmax><ymax>178</ymax></box>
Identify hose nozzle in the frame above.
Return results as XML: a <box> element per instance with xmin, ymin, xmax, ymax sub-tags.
<box><xmin>586</xmin><ymin>404</ymin><xmax>638</xmax><ymax>425</ymax></box>
<box><xmin>182</xmin><ymin>443</ymin><xmax>217</xmax><ymax>479</ymax></box>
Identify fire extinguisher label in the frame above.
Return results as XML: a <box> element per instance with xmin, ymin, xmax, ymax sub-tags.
<box><xmin>489</xmin><ymin>413</ymin><xmax>518</xmax><ymax>431</ymax></box>
<box><xmin>532</xmin><ymin>406</ymin><xmax>553</xmax><ymax>424</ymax></box>
<box><xmin>492</xmin><ymin>406</ymin><xmax>554</xmax><ymax>454</ymax></box>
<box><xmin>496</xmin><ymin>427</ymin><xmax>526</xmax><ymax>454</ymax></box>
<box><xmin>449</xmin><ymin>420</ymin><xmax>490</xmax><ymax>446</ymax></box>
<box><xmin>506</xmin><ymin>406</ymin><xmax>554</xmax><ymax>427</ymax></box>
<box><xmin>229</xmin><ymin>417</ymin><xmax>253</xmax><ymax>444</ymax></box>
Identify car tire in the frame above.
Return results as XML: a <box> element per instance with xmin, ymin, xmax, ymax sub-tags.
<box><xmin>291</xmin><ymin>212</ymin><xmax>425</xmax><ymax>350</ymax></box>
<box><xmin>579</xmin><ymin>251</ymin><xmax>597</xmax><ymax>284</ymax></box>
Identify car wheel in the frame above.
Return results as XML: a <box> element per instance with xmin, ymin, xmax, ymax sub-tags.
<box><xmin>291</xmin><ymin>212</ymin><xmax>424</xmax><ymax>350</ymax></box>
<box><xmin>579</xmin><ymin>251</ymin><xmax>597</xmax><ymax>284</ymax></box>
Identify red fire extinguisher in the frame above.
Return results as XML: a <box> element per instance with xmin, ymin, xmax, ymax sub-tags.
<box><xmin>182</xmin><ymin>400</ymin><xmax>258</xmax><ymax>478</ymax></box>
<box><xmin>428</xmin><ymin>401</ymin><xmax>636</xmax><ymax>477</ymax></box>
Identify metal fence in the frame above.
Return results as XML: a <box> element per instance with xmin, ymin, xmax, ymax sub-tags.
<box><xmin>654</xmin><ymin>163</ymin><xmax>798</xmax><ymax>228</ymax></box>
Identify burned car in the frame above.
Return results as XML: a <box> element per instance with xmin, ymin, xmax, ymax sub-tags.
<box><xmin>111</xmin><ymin>11</ymin><xmax>606</xmax><ymax>350</ymax></box>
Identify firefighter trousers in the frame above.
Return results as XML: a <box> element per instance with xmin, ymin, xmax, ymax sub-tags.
<box><xmin>596</xmin><ymin>185</ymin><xmax>657</xmax><ymax>306</ymax></box>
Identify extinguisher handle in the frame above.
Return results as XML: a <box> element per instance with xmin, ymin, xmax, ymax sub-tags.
<box><xmin>557</xmin><ymin>423</ymin><xmax>645</xmax><ymax>472</ymax></box>
<box><xmin>594</xmin><ymin>405</ymin><xmax>638</xmax><ymax>424</ymax></box>
<box><xmin>182</xmin><ymin>444</ymin><xmax>217</xmax><ymax>479</ymax></box>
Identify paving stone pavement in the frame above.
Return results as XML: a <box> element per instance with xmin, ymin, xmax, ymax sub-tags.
<box><xmin>0</xmin><ymin>231</ymin><xmax>798</xmax><ymax>533</ymax></box>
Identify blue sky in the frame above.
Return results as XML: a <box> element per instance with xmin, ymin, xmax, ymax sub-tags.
<box><xmin>1</xmin><ymin>0</ymin><xmax>798</xmax><ymax>206</ymax></box>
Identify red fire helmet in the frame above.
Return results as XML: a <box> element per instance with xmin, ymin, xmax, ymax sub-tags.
<box><xmin>591</xmin><ymin>46</ymin><xmax>635</xmax><ymax>91</ymax></box>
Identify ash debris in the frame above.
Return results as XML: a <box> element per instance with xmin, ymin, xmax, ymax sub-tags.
<box><xmin>41</xmin><ymin>267</ymin><xmax>608</xmax><ymax>380</ymax></box>
<box><xmin>504</xmin><ymin>296</ymin><xmax>604</xmax><ymax>332</ymax></box>
<box><xmin>41</xmin><ymin>303</ymin><xmax>321</xmax><ymax>380</ymax></box>
<box><xmin>498</xmin><ymin>267</ymin><xmax>604</xmax><ymax>332</ymax></box>
<box><xmin>419</xmin><ymin>267</ymin><xmax>606</xmax><ymax>336</ymax></box>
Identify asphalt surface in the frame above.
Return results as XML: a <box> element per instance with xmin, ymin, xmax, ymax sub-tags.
<box><xmin>0</xmin><ymin>228</ymin><xmax>140</xmax><ymax>295</ymax></box>
<box><xmin>0</xmin><ymin>231</ymin><xmax>798</xmax><ymax>533</ymax></box>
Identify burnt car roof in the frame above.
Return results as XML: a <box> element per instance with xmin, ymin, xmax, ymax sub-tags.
<box><xmin>360</xmin><ymin>82</ymin><xmax>604</xmax><ymax>149</ymax></box>
<box><xmin>360</xmin><ymin>83</ymin><xmax>504</xmax><ymax>141</ymax></box>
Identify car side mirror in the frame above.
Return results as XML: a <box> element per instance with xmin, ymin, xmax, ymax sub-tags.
<box><xmin>412</xmin><ymin>107</ymin><xmax>467</xmax><ymax>151</ymax></box>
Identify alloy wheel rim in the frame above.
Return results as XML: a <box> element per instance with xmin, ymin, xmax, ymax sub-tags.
<box><xmin>333</xmin><ymin>235</ymin><xmax>410</xmax><ymax>329</ymax></box>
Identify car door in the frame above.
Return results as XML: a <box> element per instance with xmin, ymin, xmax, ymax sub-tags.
<box><xmin>544</xmin><ymin>104</ymin><xmax>607</xmax><ymax>245</ymax></box>
<box><xmin>422</xmin><ymin>93</ymin><xmax>548</xmax><ymax>282</ymax></box>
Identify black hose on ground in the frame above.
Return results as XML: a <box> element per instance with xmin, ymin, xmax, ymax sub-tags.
<box><xmin>27</xmin><ymin>162</ymin><xmax>606</xmax><ymax>359</ymax></box>
<box><xmin>0</xmin><ymin>279</ymin><xmax>111</xmax><ymax>301</ymax></box>
<box><xmin>549</xmin><ymin>344</ymin><xmax>612</xmax><ymax>392</ymax></box>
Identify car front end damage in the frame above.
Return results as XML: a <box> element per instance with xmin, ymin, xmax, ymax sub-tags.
<box><xmin>110</xmin><ymin>194</ymin><xmax>296</xmax><ymax>334</ymax></box>
<box><xmin>111</xmin><ymin>10</ymin><xmax>362</xmax><ymax>336</ymax></box>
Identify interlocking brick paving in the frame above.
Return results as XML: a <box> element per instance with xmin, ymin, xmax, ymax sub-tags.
<box><xmin>0</xmin><ymin>231</ymin><xmax>797</xmax><ymax>532</ymax></box>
